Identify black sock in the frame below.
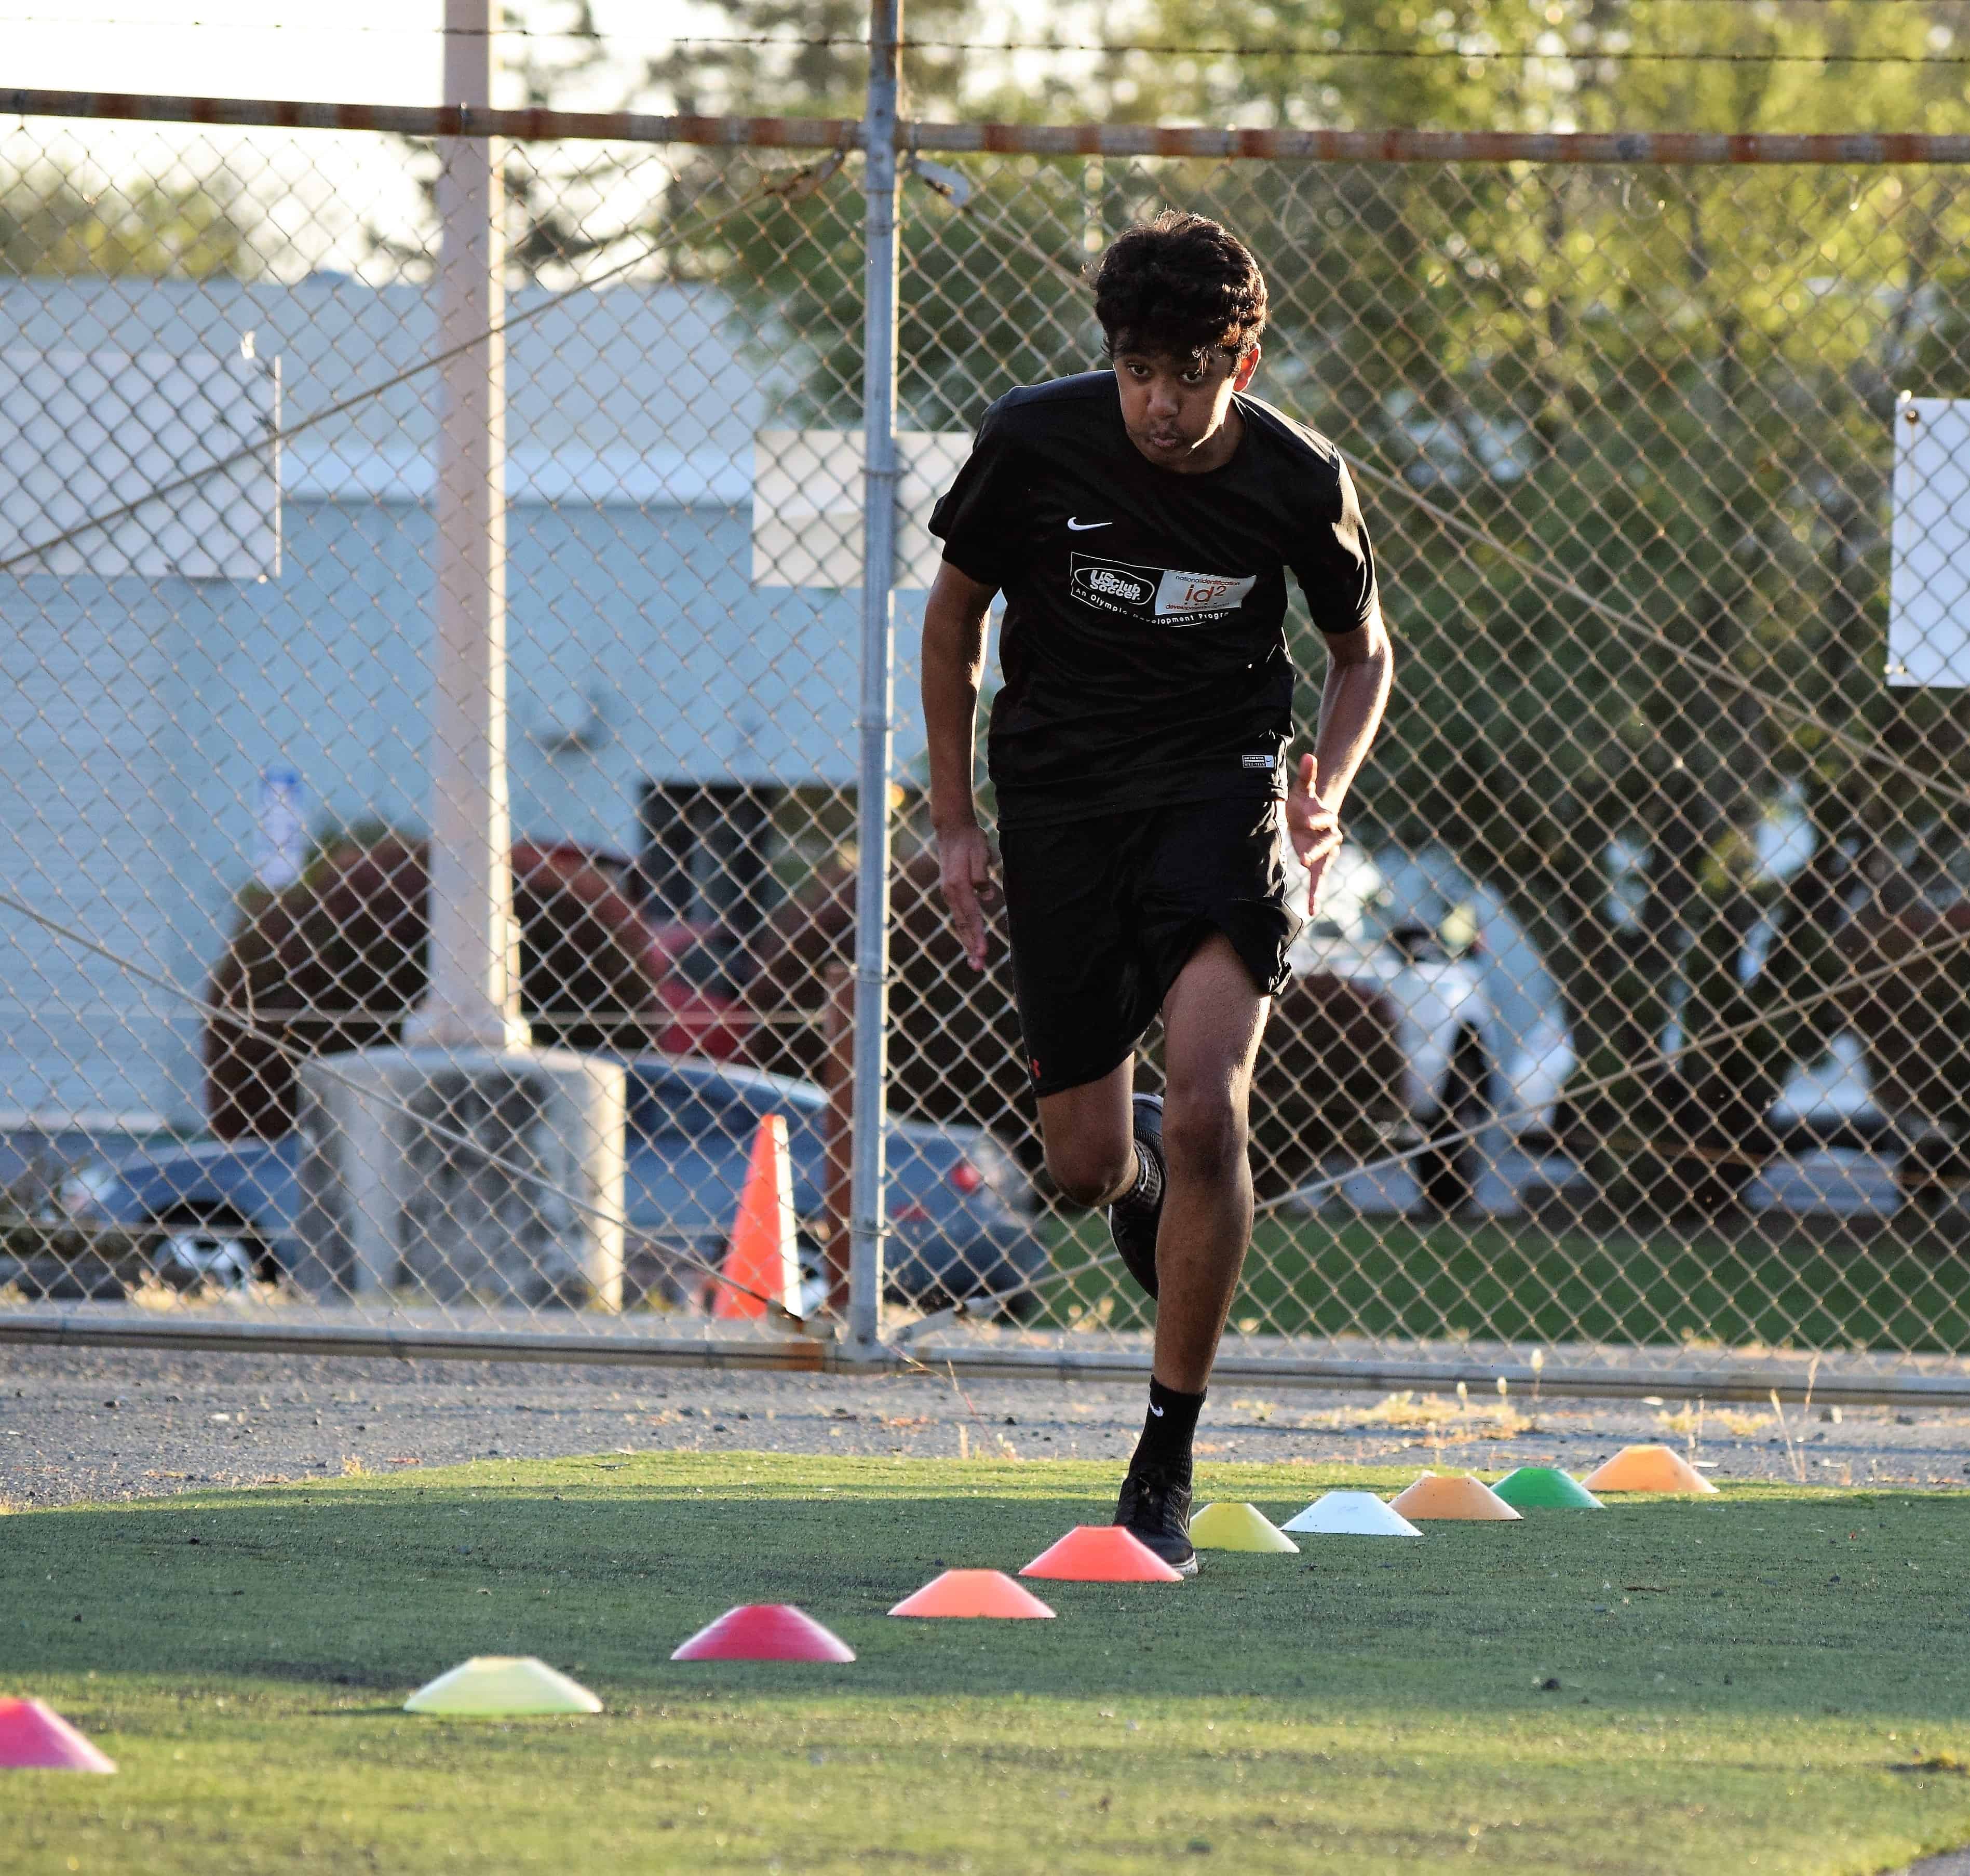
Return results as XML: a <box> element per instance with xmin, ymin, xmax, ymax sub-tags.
<box><xmin>1129</xmin><ymin>1377</ymin><xmax>1205</xmax><ymax>1482</ymax></box>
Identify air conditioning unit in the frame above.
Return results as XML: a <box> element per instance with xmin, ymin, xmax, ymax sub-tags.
<box><xmin>292</xmin><ymin>1047</ymin><xmax>625</xmax><ymax>1310</ymax></box>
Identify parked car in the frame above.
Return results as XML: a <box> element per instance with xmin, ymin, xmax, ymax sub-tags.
<box><xmin>1836</xmin><ymin>896</ymin><xmax>1970</xmax><ymax>1211</ymax></box>
<box><xmin>1605</xmin><ymin>850</ymin><xmax>1970</xmax><ymax>1219</ymax></box>
<box><xmin>73</xmin><ymin>1054</ymin><xmax>1043</xmax><ymax>1316</ymax></box>
<box><xmin>1768</xmin><ymin>1031</ymin><xmax>1891</xmax><ymax>1149</ymax></box>
<box><xmin>1279</xmin><ymin>842</ymin><xmax>1578</xmax><ymax>1208</ymax></box>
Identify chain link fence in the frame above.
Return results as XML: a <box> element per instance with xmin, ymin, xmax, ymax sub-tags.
<box><xmin>3</xmin><ymin>90</ymin><xmax>1970</xmax><ymax>1399</ymax></box>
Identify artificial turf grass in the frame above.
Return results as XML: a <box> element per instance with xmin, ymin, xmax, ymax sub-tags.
<box><xmin>1037</xmin><ymin>1209</ymin><xmax>1970</xmax><ymax>1351</ymax></box>
<box><xmin>3</xmin><ymin>1453</ymin><xmax>1969</xmax><ymax>1874</ymax></box>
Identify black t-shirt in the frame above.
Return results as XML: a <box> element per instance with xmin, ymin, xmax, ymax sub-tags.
<box><xmin>927</xmin><ymin>371</ymin><xmax>1378</xmax><ymax>827</ymax></box>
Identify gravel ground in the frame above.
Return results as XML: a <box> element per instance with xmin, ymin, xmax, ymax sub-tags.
<box><xmin>4</xmin><ymin>1343</ymin><xmax>1969</xmax><ymax>1508</ymax></box>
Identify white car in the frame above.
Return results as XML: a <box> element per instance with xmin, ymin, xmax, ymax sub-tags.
<box><xmin>1280</xmin><ymin>840</ymin><xmax>1578</xmax><ymax>1205</ymax></box>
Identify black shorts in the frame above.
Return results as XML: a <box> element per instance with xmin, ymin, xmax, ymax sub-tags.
<box><xmin>998</xmin><ymin>794</ymin><xmax>1299</xmax><ymax>1098</ymax></box>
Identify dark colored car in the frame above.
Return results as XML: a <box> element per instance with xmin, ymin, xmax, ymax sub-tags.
<box><xmin>79</xmin><ymin>1054</ymin><xmax>1042</xmax><ymax>1315</ymax></box>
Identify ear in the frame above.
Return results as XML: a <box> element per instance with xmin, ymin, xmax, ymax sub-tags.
<box><xmin>1232</xmin><ymin>342</ymin><xmax>1261</xmax><ymax>392</ymax></box>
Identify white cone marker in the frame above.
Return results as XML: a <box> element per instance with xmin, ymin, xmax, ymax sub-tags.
<box><xmin>1280</xmin><ymin>1490</ymin><xmax>1424</xmax><ymax>1537</ymax></box>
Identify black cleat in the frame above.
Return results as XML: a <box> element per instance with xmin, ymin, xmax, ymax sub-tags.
<box><xmin>1115</xmin><ymin>1463</ymin><xmax>1197</xmax><ymax>1576</ymax></box>
<box><xmin>1107</xmin><ymin>1092</ymin><xmax>1165</xmax><ymax>1299</ymax></box>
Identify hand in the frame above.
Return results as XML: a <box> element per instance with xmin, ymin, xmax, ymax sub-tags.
<box><xmin>934</xmin><ymin>821</ymin><xmax>1000</xmax><ymax>971</ymax></box>
<box><xmin>1285</xmin><ymin>752</ymin><xmax>1341</xmax><ymax>917</ymax></box>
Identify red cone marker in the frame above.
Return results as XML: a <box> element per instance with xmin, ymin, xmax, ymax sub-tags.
<box><xmin>0</xmin><ymin>1698</ymin><xmax>116</xmax><ymax>1772</ymax></box>
<box><xmin>670</xmin><ymin>1605</ymin><xmax>855</xmax><ymax>1663</ymax></box>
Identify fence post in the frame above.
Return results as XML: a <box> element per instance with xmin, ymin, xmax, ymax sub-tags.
<box><xmin>402</xmin><ymin>0</ymin><xmax>527</xmax><ymax>1053</ymax></box>
<box><xmin>848</xmin><ymin>0</ymin><xmax>902</xmax><ymax>1361</ymax></box>
<box><xmin>822</xmin><ymin>960</ymin><xmax>854</xmax><ymax>1317</ymax></box>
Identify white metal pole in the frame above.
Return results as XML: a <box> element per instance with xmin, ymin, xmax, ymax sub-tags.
<box><xmin>404</xmin><ymin>0</ymin><xmax>528</xmax><ymax>1052</ymax></box>
<box><xmin>848</xmin><ymin>0</ymin><xmax>901</xmax><ymax>1358</ymax></box>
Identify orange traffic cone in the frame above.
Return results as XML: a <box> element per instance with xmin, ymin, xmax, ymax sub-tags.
<box><xmin>712</xmin><ymin>1115</ymin><xmax>799</xmax><ymax>1319</ymax></box>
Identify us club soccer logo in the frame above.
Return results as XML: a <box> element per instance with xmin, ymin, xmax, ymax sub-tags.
<box><xmin>1069</xmin><ymin>551</ymin><xmax>1256</xmax><ymax>625</ymax></box>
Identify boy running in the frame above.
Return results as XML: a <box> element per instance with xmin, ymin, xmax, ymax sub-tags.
<box><xmin>922</xmin><ymin>210</ymin><xmax>1393</xmax><ymax>1572</ymax></box>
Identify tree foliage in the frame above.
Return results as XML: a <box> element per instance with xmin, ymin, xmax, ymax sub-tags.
<box><xmin>650</xmin><ymin>0</ymin><xmax>1970</xmax><ymax>1125</ymax></box>
<box><xmin>0</xmin><ymin>169</ymin><xmax>261</xmax><ymax>279</ymax></box>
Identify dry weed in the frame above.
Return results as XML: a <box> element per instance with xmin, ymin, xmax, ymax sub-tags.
<box><xmin>1307</xmin><ymin>1390</ymin><xmax>1533</xmax><ymax>1438</ymax></box>
<box><xmin>1656</xmin><ymin>1406</ymin><xmax>1772</xmax><ymax>1438</ymax></box>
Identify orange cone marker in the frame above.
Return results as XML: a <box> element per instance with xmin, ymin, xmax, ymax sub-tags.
<box><xmin>1581</xmin><ymin>1445</ymin><xmax>1719</xmax><ymax>1494</ymax></box>
<box><xmin>1387</xmin><ymin>1472</ymin><xmax>1522</xmax><ymax>1521</ymax></box>
<box><xmin>712</xmin><ymin>1114</ymin><xmax>799</xmax><ymax>1319</ymax></box>
<box><xmin>0</xmin><ymin>1698</ymin><xmax>116</xmax><ymax>1772</ymax></box>
<box><xmin>1019</xmin><ymin>1526</ymin><xmax>1185</xmax><ymax>1582</ymax></box>
<box><xmin>889</xmin><ymin>1570</ymin><xmax>1056</xmax><ymax>1618</ymax></box>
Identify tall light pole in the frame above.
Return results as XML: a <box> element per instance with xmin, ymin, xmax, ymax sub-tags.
<box><xmin>404</xmin><ymin>0</ymin><xmax>528</xmax><ymax>1053</ymax></box>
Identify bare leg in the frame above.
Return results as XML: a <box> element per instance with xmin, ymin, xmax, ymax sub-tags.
<box><xmin>1151</xmin><ymin>934</ymin><xmax>1268</xmax><ymax>1393</ymax></box>
<box><xmin>1034</xmin><ymin>1056</ymin><xmax>1136</xmax><ymax>1207</ymax></box>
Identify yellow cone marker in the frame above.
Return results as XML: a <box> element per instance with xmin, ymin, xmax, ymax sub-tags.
<box><xmin>404</xmin><ymin>1656</ymin><xmax>602</xmax><ymax>1716</ymax></box>
<box><xmin>1189</xmin><ymin>1502</ymin><xmax>1299</xmax><ymax>1553</ymax></box>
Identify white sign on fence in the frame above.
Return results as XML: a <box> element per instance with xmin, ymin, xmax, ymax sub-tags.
<box><xmin>254</xmin><ymin>762</ymin><xmax>307</xmax><ymax>889</ymax></box>
<box><xmin>1889</xmin><ymin>394</ymin><xmax>1970</xmax><ymax>689</ymax></box>
<box><xmin>750</xmin><ymin>429</ymin><xmax>971</xmax><ymax>590</ymax></box>
<box><xmin>0</xmin><ymin>344</ymin><xmax>280</xmax><ymax>580</ymax></box>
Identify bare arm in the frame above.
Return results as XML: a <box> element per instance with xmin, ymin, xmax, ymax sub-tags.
<box><xmin>921</xmin><ymin>558</ymin><xmax>1001</xmax><ymax>970</ymax></box>
<box><xmin>1285</xmin><ymin>609</ymin><xmax>1394</xmax><ymax>912</ymax></box>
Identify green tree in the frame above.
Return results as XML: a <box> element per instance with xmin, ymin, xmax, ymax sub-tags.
<box><xmin>0</xmin><ymin>169</ymin><xmax>263</xmax><ymax>278</ymax></box>
<box><xmin>641</xmin><ymin>1</ymin><xmax>1970</xmax><ymax>1163</ymax></box>
<box><xmin>1115</xmin><ymin>0</ymin><xmax>1970</xmax><ymax>1143</ymax></box>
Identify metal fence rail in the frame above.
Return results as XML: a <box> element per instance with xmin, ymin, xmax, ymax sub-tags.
<box><xmin>11</xmin><ymin>86</ymin><xmax>1970</xmax><ymax>165</ymax></box>
<box><xmin>4</xmin><ymin>72</ymin><xmax>1970</xmax><ymax>1402</ymax></box>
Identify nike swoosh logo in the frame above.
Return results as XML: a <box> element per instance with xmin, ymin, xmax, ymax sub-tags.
<box><xmin>1065</xmin><ymin>517</ymin><xmax>1111</xmax><ymax>531</ymax></box>
<box><xmin>1148</xmin><ymin>1403</ymin><xmax>1164</xmax><ymax>1417</ymax></box>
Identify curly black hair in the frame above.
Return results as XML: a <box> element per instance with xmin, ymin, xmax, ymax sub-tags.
<box><xmin>1088</xmin><ymin>209</ymin><xmax>1269</xmax><ymax>365</ymax></box>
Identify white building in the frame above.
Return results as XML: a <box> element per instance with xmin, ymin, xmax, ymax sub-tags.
<box><xmin>0</xmin><ymin>276</ymin><xmax>934</xmax><ymax>1127</ymax></box>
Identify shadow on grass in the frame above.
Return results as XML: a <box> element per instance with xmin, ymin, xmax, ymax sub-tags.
<box><xmin>5</xmin><ymin>1454</ymin><xmax>1968</xmax><ymax>1726</ymax></box>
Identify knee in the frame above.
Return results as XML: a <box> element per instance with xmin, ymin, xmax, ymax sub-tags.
<box><xmin>1046</xmin><ymin>1139</ymin><xmax>1134</xmax><ymax>1208</ymax></box>
<box><xmin>1163</xmin><ymin>1086</ymin><xmax>1246</xmax><ymax>1186</ymax></box>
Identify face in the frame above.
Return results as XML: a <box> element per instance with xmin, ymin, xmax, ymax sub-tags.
<box><xmin>1112</xmin><ymin>342</ymin><xmax>1261</xmax><ymax>471</ymax></box>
